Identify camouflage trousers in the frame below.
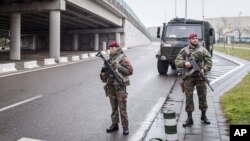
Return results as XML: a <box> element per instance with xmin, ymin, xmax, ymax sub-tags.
<box><xmin>184</xmin><ymin>76</ymin><xmax>208</xmax><ymax>113</ymax></box>
<box><xmin>107</xmin><ymin>85</ymin><xmax>128</xmax><ymax>127</ymax></box>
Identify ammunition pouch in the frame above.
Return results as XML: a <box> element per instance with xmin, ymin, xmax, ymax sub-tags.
<box><xmin>103</xmin><ymin>85</ymin><xmax>109</xmax><ymax>97</ymax></box>
<box><xmin>100</xmin><ymin>67</ymin><xmax>108</xmax><ymax>83</ymax></box>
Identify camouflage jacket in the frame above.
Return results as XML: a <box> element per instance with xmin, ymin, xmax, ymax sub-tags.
<box><xmin>100</xmin><ymin>48</ymin><xmax>133</xmax><ymax>86</ymax></box>
<box><xmin>175</xmin><ymin>44</ymin><xmax>212</xmax><ymax>77</ymax></box>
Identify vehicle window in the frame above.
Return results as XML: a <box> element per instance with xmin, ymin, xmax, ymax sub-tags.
<box><xmin>165</xmin><ymin>25</ymin><xmax>202</xmax><ymax>39</ymax></box>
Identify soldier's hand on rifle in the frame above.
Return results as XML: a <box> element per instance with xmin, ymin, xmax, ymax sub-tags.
<box><xmin>199</xmin><ymin>69</ymin><xmax>205</xmax><ymax>75</ymax></box>
<box><xmin>185</xmin><ymin>62</ymin><xmax>192</xmax><ymax>68</ymax></box>
<box><xmin>201</xmin><ymin>69</ymin><xmax>204</xmax><ymax>74</ymax></box>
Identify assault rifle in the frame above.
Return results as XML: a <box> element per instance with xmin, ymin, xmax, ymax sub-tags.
<box><xmin>96</xmin><ymin>52</ymin><xmax>127</xmax><ymax>94</ymax></box>
<box><xmin>183</xmin><ymin>50</ymin><xmax>214</xmax><ymax>91</ymax></box>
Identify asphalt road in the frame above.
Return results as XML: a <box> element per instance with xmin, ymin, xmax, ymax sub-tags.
<box><xmin>0</xmin><ymin>43</ymin><xmax>177</xmax><ymax>141</ymax></box>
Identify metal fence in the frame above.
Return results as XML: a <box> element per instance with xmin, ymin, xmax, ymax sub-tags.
<box><xmin>105</xmin><ymin>0</ymin><xmax>152</xmax><ymax>40</ymax></box>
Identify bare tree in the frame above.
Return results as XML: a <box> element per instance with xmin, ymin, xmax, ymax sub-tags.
<box><xmin>236</xmin><ymin>26</ymin><xmax>244</xmax><ymax>43</ymax></box>
<box><xmin>235</xmin><ymin>12</ymin><xmax>244</xmax><ymax>43</ymax></box>
<box><xmin>216</xmin><ymin>23</ymin><xmax>223</xmax><ymax>42</ymax></box>
<box><xmin>221</xmin><ymin>17</ymin><xmax>228</xmax><ymax>27</ymax></box>
<box><xmin>218</xmin><ymin>17</ymin><xmax>229</xmax><ymax>43</ymax></box>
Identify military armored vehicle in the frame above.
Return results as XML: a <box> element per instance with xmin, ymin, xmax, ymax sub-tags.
<box><xmin>156</xmin><ymin>18</ymin><xmax>215</xmax><ymax>75</ymax></box>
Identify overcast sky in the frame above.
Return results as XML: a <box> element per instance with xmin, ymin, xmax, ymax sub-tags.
<box><xmin>124</xmin><ymin>0</ymin><xmax>250</xmax><ymax>27</ymax></box>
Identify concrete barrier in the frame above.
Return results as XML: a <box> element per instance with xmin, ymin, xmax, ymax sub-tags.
<box><xmin>71</xmin><ymin>56</ymin><xmax>80</xmax><ymax>61</ymax></box>
<box><xmin>58</xmin><ymin>57</ymin><xmax>68</xmax><ymax>63</ymax></box>
<box><xmin>81</xmin><ymin>54</ymin><xmax>89</xmax><ymax>59</ymax></box>
<box><xmin>0</xmin><ymin>63</ymin><xmax>17</xmax><ymax>73</ymax></box>
<box><xmin>122</xmin><ymin>47</ymin><xmax>128</xmax><ymax>50</ymax></box>
<box><xmin>89</xmin><ymin>52</ymin><xmax>97</xmax><ymax>57</ymax></box>
<box><xmin>44</xmin><ymin>58</ymin><xmax>56</xmax><ymax>65</ymax></box>
<box><xmin>101</xmin><ymin>50</ymin><xmax>106</xmax><ymax>54</ymax></box>
<box><xmin>17</xmin><ymin>137</ymin><xmax>45</xmax><ymax>141</ymax></box>
<box><xmin>24</xmin><ymin>61</ymin><xmax>39</xmax><ymax>69</ymax></box>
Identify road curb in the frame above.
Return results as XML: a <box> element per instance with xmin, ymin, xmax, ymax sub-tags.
<box><xmin>214</xmin><ymin>51</ymin><xmax>244</xmax><ymax>66</ymax></box>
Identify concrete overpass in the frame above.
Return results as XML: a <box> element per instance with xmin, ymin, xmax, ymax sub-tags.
<box><xmin>0</xmin><ymin>0</ymin><xmax>151</xmax><ymax>61</ymax></box>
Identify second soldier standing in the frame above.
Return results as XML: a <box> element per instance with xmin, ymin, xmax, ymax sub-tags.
<box><xmin>100</xmin><ymin>41</ymin><xmax>133</xmax><ymax>135</ymax></box>
<box><xmin>175</xmin><ymin>33</ymin><xmax>212</xmax><ymax>127</ymax></box>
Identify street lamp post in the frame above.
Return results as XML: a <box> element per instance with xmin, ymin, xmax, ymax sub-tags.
<box><xmin>185</xmin><ymin>0</ymin><xmax>187</xmax><ymax>19</ymax></box>
<box><xmin>202</xmin><ymin>0</ymin><xmax>205</xmax><ymax>47</ymax></box>
<box><xmin>175</xmin><ymin>0</ymin><xmax>177</xmax><ymax>18</ymax></box>
<box><xmin>238</xmin><ymin>12</ymin><xmax>242</xmax><ymax>43</ymax></box>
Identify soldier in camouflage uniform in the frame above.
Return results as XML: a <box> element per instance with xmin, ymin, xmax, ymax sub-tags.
<box><xmin>175</xmin><ymin>33</ymin><xmax>212</xmax><ymax>127</ymax></box>
<box><xmin>100</xmin><ymin>41</ymin><xmax>133</xmax><ymax>135</ymax></box>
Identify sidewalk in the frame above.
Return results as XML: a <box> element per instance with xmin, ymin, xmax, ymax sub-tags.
<box><xmin>145</xmin><ymin>85</ymin><xmax>229</xmax><ymax>141</ymax></box>
<box><xmin>144</xmin><ymin>50</ymin><xmax>250</xmax><ymax>141</ymax></box>
<box><xmin>178</xmin><ymin>93</ymin><xmax>229</xmax><ymax>141</ymax></box>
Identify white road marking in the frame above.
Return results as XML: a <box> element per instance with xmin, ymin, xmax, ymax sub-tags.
<box><xmin>17</xmin><ymin>137</ymin><xmax>45</xmax><ymax>141</ymax></box>
<box><xmin>0</xmin><ymin>95</ymin><xmax>43</xmax><ymax>112</ymax></box>
<box><xmin>210</xmin><ymin>53</ymin><xmax>244</xmax><ymax>85</ymax></box>
<box><xmin>130</xmin><ymin>97</ymin><xmax>165</xmax><ymax>141</ymax></box>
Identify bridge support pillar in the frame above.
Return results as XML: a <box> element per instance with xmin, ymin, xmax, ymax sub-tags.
<box><xmin>94</xmin><ymin>33</ymin><xmax>99</xmax><ymax>51</ymax></box>
<box><xmin>49</xmin><ymin>10</ymin><xmax>61</xmax><ymax>61</ymax></box>
<box><xmin>73</xmin><ymin>34</ymin><xmax>79</xmax><ymax>51</ymax></box>
<box><xmin>115</xmin><ymin>32</ymin><xmax>121</xmax><ymax>46</ymax></box>
<box><xmin>10</xmin><ymin>13</ymin><xmax>21</xmax><ymax>60</ymax></box>
<box><xmin>32</xmin><ymin>35</ymin><xmax>37</xmax><ymax>50</ymax></box>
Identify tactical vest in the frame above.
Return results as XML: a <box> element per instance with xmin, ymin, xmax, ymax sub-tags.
<box><xmin>184</xmin><ymin>46</ymin><xmax>205</xmax><ymax>66</ymax></box>
<box><xmin>110</xmin><ymin>53</ymin><xmax>130</xmax><ymax>85</ymax></box>
<box><xmin>183</xmin><ymin>46</ymin><xmax>206</xmax><ymax>76</ymax></box>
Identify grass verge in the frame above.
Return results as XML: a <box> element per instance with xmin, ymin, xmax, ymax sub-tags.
<box><xmin>214</xmin><ymin>45</ymin><xmax>250</xmax><ymax>61</ymax></box>
<box><xmin>220</xmin><ymin>73</ymin><xmax>250</xmax><ymax>124</ymax></box>
<box><xmin>215</xmin><ymin>44</ymin><xmax>250</xmax><ymax>124</ymax></box>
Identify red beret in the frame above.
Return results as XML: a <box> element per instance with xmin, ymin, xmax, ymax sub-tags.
<box><xmin>109</xmin><ymin>41</ymin><xmax>119</xmax><ymax>48</ymax></box>
<box><xmin>188</xmin><ymin>33</ymin><xmax>198</xmax><ymax>40</ymax></box>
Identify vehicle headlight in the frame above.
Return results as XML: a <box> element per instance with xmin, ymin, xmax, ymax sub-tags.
<box><xmin>161</xmin><ymin>56</ymin><xmax>167</xmax><ymax>60</ymax></box>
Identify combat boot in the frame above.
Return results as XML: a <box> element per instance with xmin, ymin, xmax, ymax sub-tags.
<box><xmin>106</xmin><ymin>124</ymin><xmax>119</xmax><ymax>133</ymax></box>
<box><xmin>201</xmin><ymin>111</ymin><xmax>211</xmax><ymax>124</ymax></box>
<box><xmin>123</xmin><ymin>127</ymin><xmax>129</xmax><ymax>135</ymax></box>
<box><xmin>183</xmin><ymin>113</ymin><xmax>193</xmax><ymax>127</ymax></box>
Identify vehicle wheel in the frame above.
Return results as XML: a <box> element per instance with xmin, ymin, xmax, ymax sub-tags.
<box><xmin>157</xmin><ymin>60</ymin><xmax>169</xmax><ymax>75</ymax></box>
<box><xmin>170</xmin><ymin>63</ymin><xmax>176</xmax><ymax>70</ymax></box>
<box><xmin>210</xmin><ymin>45</ymin><xmax>213</xmax><ymax>57</ymax></box>
<box><xmin>210</xmin><ymin>49</ymin><xmax>213</xmax><ymax>57</ymax></box>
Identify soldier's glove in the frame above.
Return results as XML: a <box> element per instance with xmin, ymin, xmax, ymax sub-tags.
<box><xmin>101</xmin><ymin>67</ymin><xmax>107</xmax><ymax>73</ymax></box>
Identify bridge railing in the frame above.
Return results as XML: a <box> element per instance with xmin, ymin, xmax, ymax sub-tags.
<box><xmin>105</xmin><ymin>0</ymin><xmax>152</xmax><ymax>40</ymax></box>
